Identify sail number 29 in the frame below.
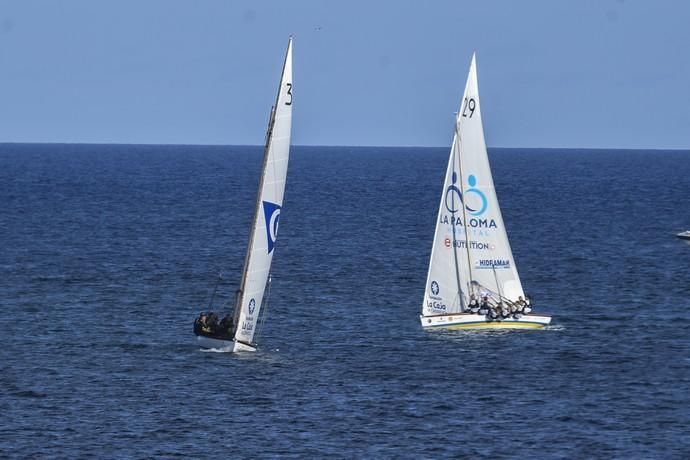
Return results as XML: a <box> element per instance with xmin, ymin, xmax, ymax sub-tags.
<box><xmin>462</xmin><ymin>97</ymin><xmax>476</xmax><ymax>118</ymax></box>
<box><xmin>285</xmin><ymin>83</ymin><xmax>293</xmax><ymax>105</ymax></box>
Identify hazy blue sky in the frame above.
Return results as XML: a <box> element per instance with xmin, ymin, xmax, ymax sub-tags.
<box><xmin>0</xmin><ymin>0</ymin><xmax>688</xmax><ymax>148</ymax></box>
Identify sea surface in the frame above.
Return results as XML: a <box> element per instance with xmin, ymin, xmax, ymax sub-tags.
<box><xmin>1</xmin><ymin>144</ymin><xmax>689</xmax><ymax>459</ymax></box>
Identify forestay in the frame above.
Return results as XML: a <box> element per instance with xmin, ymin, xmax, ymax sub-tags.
<box><xmin>422</xmin><ymin>53</ymin><xmax>523</xmax><ymax>317</ymax></box>
<box><xmin>233</xmin><ymin>38</ymin><xmax>293</xmax><ymax>346</ymax></box>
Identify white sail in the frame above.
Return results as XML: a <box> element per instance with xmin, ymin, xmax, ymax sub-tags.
<box><xmin>423</xmin><ymin>53</ymin><xmax>523</xmax><ymax>317</ymax></box>
<box><xmin>233</xmin><ymin>38</ymin><xmax>293</xmax><ymax>347</ymax></box>
<box><xmin>422</xmin><ymin>133</ymin><xmax>467</xmax><ymax>316</ymax></box>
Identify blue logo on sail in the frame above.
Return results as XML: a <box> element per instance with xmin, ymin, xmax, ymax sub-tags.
<box><xmin>445</xmin><ymin>173</ymin><xmax>487</xmax><ymax>216</ymax></box>
<box><xmin>431</xmin><ymin>281</ymin><xmax>440</xmax><ymax>296</ymax></box>
<box><xmin>248</xmin><ymin>298</ymin><xmax>256</xmax><ymax>315</ymax></box>
<box><xmin>262</xmin><ymin>201</ymin><xmax>281</xmax><ymax>254</ymax></box>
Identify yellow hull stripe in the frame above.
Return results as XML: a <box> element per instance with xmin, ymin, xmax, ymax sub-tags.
<box><xmin>433</xmin><ymin>322</ymin><xmax>545</xmax><ymax>330</ymax></box>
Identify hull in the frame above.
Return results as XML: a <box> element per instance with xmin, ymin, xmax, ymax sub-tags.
<box><xmin>420</xmin><ymin>312</ymin><xmax>551</xmax><ymax>330</ymax></box>
<box><xmin>195</xmin><ymin>335</ymin><xmax>257</xmax><ymax>352</ymax></box>
<box><xmin>676</xmin><ymin>231</ymin><xmax>690</xmax><ymax>240</ymax></box>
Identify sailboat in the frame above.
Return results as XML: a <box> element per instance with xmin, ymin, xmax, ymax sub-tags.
<box><xmin>676</xmin><ymin>230</ymin><xmax>690</xmax><ymax>240</ymax></box>
<box><xmin>194</xmin><ymin>37</ymin><xmax>293</xmax><ymax>351</ymax></box>
<box><xmin>420</xmin><ymin>53</ymin><xmax>552</xmax><ymax>330</ymax></box>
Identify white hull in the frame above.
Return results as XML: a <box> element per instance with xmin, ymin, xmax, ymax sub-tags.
<box><xmin>196</xmin><ymin>335</ymin><xmax>257</xmax><ymax>352</ymax></box>
<box><xmin>676</xmin><ymin>230</ymin><xmax>690</xmax><ymax>240</ymax></box>
<box><xmin>420</xmin><ymin>312</ymin><xmax>551</xmax><ymax>330</ymax></box>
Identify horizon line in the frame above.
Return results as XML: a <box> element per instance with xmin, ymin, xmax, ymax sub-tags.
<box><xmin>0</xmin><ymin>141</ymin><xmax>689</xmax><ymax>152</ymax></box>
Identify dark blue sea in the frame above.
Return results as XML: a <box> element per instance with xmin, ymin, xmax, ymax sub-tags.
<box><xmin>1</xmin><ymin>144</ymin><xmax>689</xmax><ymax>459</ymax></box>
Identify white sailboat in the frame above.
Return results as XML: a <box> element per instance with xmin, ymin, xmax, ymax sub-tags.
<box><xmin>420</xmin><ymin>53</ymin><xmax>551</xmax><ymax>330</ymax></box>
<box><xmin>194</xmin><ymin>37</ymin><xmax>293</xmax><ymax>351</ymax></box>
<box><xmin>676</xmin><ymin>230</ymin><xmax>690</xmax><ymax>240</ymax></box>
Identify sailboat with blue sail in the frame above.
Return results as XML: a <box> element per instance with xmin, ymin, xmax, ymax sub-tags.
<box><xmin>420</xmin><ymin>53</ymin><xmax>552</xmax><ymax>330</ymax></box>
<box><xmin>194</xmin><ymin>37</ymin><xmax>293</xmax><ymax>351</ymax></box>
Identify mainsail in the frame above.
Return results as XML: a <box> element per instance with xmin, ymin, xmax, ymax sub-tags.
<box><xmin>422</xmin><ymin>53</ymin><xmax>523</xmax><ymax>317</ymax></box>
<box><xmin>233</xmin><ymin>38</ymin><xmax>293</xmax><ymax>346</ymax></box>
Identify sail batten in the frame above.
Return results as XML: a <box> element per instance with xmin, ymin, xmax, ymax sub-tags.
<box><xmin>422</xmin><ymin>53</ymin><xmax>523</xmax><ymax>318</ymax></box>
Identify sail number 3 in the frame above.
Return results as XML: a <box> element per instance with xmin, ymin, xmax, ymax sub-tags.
<box><xmin>462</xmin><ymin>97</ymin><xmax>476</xmax><ymax>118</ymax></box>
<box><xmin>285</xmin><ymin>83</ymin><xmax>293</xmax><ymax>106</ymax></box>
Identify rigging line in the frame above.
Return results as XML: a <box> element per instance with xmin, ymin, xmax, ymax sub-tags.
<box><xmin>474</xmin><ymin>280</ymin><xmax>516</xmax><ymax>306</ymax></box>
<box><xmin>230</xmin><ymin>40</ymin><xmax>290</xmax><ymax>340</ymax></box>
<box><xmin>230</xmin><ymin>288</ymin><xmax>242</xmax><ymax>336</ymax></box>
<box><xmin>454</xmin><ymin>121</ymin><xmax>475</xmax><ymax>300</ymax></box>
<box><xmin>206</xmin><ymin>271</ymin><xmax>223</xmax><ymax>311</ymax></box>
<box><xmin>449</xmin><ymin>134</ymin><xmax>465</xmax><ymax>312</ymax></box>
<box><xmin>233</xmin><ymin>103</ymin><xmax>277</xmax><ymax>330</ymax></box>
<box><xmin>492</xmin><ymin>264</ymin><xmax>503</xmax><ymax>300</ymax></box>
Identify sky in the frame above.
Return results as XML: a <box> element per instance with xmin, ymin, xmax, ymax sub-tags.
<box><xmin>0</xmin><ymin>0</ymin><xmax>689</xmax><ymax>149</ymax></box>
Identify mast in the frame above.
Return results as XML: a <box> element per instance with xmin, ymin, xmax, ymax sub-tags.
<box><xmin>448</xmin><ymin>135</ymin><xmax>466</xmax><ymax>312</ymax></box>
<box><xmin>232</xmin><ymin>37</ymin><xmax>292</xmax><ymax>339</ymax></box>
<box><xmin>454</xmin><ymin>123</ymin><xmax>475</xmax><ymax>302</ymax></box>
<box><xmin>232</xmin><ymin>104</ymin><xmax>276</xmax><ymax>333</ymax></box>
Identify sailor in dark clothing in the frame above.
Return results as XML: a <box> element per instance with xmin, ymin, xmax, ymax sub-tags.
<box><xmin>194</xmin><ymin>312</ymin><xmax>212</xmax><ymax>334</ymax></box>
<box><xmin>219</xmin><ymin>314</ymin><xmax>233</xmax><ymax>336</ymax></box>
<box><xmin>511</xmin><ymin>296</ymin><xmax>524</xmax><ymax>318</ymax></box>
<box><xmin>487</xmin><ymin>302</ymin><xmax>499</xmax><ymax>321</ymax></box>
<box><xmin>479</xmin><ymin>296</ymin><xmax>489</xmax><ymax>315</ymax></box>
<box><xmin>498</xmin><ymin>302</ymin><xmax>510</xmax><ymax>320</ymax></box>
<box><xmin>516</xmin><ymin>296</ymin><xmax>526</xmax><ymax>312</ymax></box>
<box><xmin>523</xmin><ymin>296</ymin><xmax>533</xmax><ymax>314</ymax></box>
<box><xmin>207</xmin><ymin>313</ymin><xmax>219</xmax><ymax>334</ymax></box>
<box><xmin>468</xmin><ymin>294</ymin><xmax>480</xmax><ymax>314</ymax></box>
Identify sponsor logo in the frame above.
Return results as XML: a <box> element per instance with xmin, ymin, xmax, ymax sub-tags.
<box><xmin>439</xmin><ymin>215</ymin><xmax>497</xmax><ymax>229</ymax></box>
<box><xmin>248</xmin><ymin>298</ymin><xmax>256</xmax><ymax>315</ymax></box>
<box><xmin>428</xmin><ymin>281</ymin><xmax>445</xmax><ymax>310</ymax></box>
<box><xmin>262</xmin><ymin>201</ymin><xmax>281</xmax><ymax>254</ymax></box>
<box><xmin>427</xmin><ymin>300</ymin><xmax>447</xmax><ymax>311</ymax></box>
<box><xmin>444</xmin><ymin>239</ymin><xmax>494</xmax><ymax>250</ymax></box>
<box><xmin>444</xmin><ymin>173</ymin><xmax>488</xmax><ymax>217</ymax></box>
<box><xmin>475</xmin><ymin>259</ymin><xmax>511</xmax><ymax>269</ymax></box>
<box><xmin>440</xmin><ymin>216</ymin><xmax>497</xmax><ymax>229</ymax></box>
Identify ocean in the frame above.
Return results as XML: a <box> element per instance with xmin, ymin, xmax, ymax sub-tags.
<box><xmin>1</xmin><ymin>144</ymin><xmax>689</xmax><ymax>458</ymax></box>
